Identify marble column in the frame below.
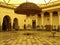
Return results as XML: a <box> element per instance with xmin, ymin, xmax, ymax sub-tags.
<box><xmin>58</xmin><ymin>12</ymin><xmax>60</xmax><ymax>25</ymax></box>
<box><xmin>50</xmin><ymin>12</ymin><xmax>52</xmax><ymax>31</ymax></box>
<box><xmin>41</xmin><ymin>13</ymin><xmax>44</xmax><ymax>26</ymax></box>
<box><xmin>50</xmin><ymin>12</ymin><xmax>52</xmax><ymax>25</ymax></box>
<box><xmin>58</xmin><ymin>11</ymin><xmax>60</xmax><ymax>31</ymax></box>
<box><xmin>41</xmin><ymin>13</ymin><xmax>44</xmax><ymax>30</ymax></box>
<box><xmin>11</xmin><ymin>19</ymin><xmax>13</xmax><ymax>31</ymax></box>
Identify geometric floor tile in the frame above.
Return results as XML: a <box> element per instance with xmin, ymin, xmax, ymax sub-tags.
<box><xmin>0</xmin><ymin>31</ymin><xmax>60</xmax><ymax>45</ymax></box>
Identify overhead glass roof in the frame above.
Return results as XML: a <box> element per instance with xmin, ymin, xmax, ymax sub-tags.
<box><xmin>0</xmin><ymin>0</ymin><xmax>59</xmax><ymax>6</ymax></box>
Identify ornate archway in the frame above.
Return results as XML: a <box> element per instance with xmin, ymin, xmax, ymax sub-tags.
<box><xmin>2</xmin><ymin>15</ymin><xmax>11</xmax><ymax>31</ymax></box>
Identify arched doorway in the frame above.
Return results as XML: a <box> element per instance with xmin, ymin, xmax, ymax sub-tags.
<box><xmin>32</xmin><ymin>20</ymin><xmax>36</xmax><ymax>29</ymax></box>
<box><xmin>13</xmin><ymin>18</ymin><xmax>18</xmax><ymax>30</ymax></box>
<box><xmin>2</xmin><ymin>15</ymin><xmax>11</xmax><ymax>31</ymax></box>
<box><xmin>24</xmin><ymin>24</ymin><xmax>26</xmax><ymax>29</ymax></box>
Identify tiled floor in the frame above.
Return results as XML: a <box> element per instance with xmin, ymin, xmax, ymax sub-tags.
<box><xmin>0</xmin><ymin>31</ymin><xmax>60</xmax><ymax>45</ymax></box>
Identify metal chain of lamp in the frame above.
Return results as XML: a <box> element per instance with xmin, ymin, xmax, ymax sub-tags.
<box><xmin>2</xmin><ymin>0</ymin><xmax>19</xmax><ymax>5</ymax></box>
<box><xmin>44</xmin><ymin>0</ymin><xmax>51</xmax><ymax>4</ymax></box>
<box><xmin>3</xmin><ymin>0</ymin><xmax>10</xmax><ymax>4</ymax></box>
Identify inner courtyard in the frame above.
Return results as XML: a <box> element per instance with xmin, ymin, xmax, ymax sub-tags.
<box><xmin>0</xmin><ymin>0</ymin><xmax>60</xmax><ymax>45</ymax></box>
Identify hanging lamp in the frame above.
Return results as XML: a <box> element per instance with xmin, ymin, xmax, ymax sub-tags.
<box><xmin>14</xmin><ymin>0</ymin><xmax>42</xmax><ymax>16</ymax></box>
